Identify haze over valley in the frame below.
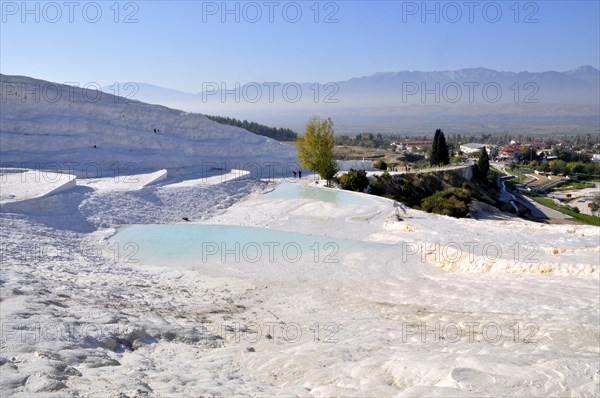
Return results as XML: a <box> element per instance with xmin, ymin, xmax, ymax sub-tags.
<box><xmin>104</xmin><ymin>66</ymin><xmax>600</xmax><ymax>134</ymax></box>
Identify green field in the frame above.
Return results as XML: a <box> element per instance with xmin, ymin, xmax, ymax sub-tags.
<box><xmin>504</xmin><ymin>168</ymin><xmax>529</xmax><ymax>183</ymax></box>
<box><xmin>529</xmin><ymin>196</ymin><xmax>600</xmax><ymax>226</ymax></box>
<box><xmin>553</xmin><ymin>182</ymin><xmax>595</xmax><ymax>191</ymax></box>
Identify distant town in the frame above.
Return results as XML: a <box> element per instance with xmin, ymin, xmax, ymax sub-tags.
<box><xmin>333</xmin><ymin>132</ymin><xmax>599</xmax><ymax>172</ymax></box>
<box><xmin>329</xmin><ymin>131</ymin><xmax>600</xmax><ymax>222</ymax></box>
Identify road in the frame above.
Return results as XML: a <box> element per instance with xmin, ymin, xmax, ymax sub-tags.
<box><xmin>517</xmin><ymin>194</ymin><xmax>572</xmax><ymax>220</ymax></box>
<box><xmin>494</xmin><ymin>163</ymin><xmax>573</xmax><ymax>220</ymax></box>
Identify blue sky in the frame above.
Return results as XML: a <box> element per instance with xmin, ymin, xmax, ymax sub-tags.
<box><xmin>1</xmin><ymin>1</ymin><xmax>599</xmax><ymax>92</ymax></box>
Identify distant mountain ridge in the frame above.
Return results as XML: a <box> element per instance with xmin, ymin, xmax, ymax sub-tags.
<box><xmin>100</xmin><ymin>66</ymin><xmax>599</xmax><ymax>133</ymax></box>
<box><xmin>105</xmin><ymin>65</ymin><xmax>599</xmax><ymax>104</ymax></box>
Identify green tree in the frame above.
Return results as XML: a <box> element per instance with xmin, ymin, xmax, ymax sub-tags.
<box><xmin>205</xmin><ymin>115</ymin><xmax>297</xmax><ymax>141</ymax></box>
<box><xmin>519</xmin><ymin>146</ymin><xmax>538</xmax><ymax>163</ymax></box>
<box><xmin>297</xmin><ymin>116</ymin><xmax>339</xmax><ymax>186</ymax></box>
<box><xmin>477</xmin><ymin>147</ymin><xmax>490</xmax><ymax>177</ymax></box>
<box><xmin>566</xmin><ymin>162</ymin><xmax>585</xmax><ymax>174</ymax></box>
<box><xmin>450</xmin><ymin>154</ymin><xmax>464</xmax><ymax>165</ymax></box>
<box><xmin>339</xmin><ymin>169</ymin><xmax>369</xmax><ymax>192</ymax></box>
<box><xmin>537</xmin><ymin>162</ymin><xmax>549</xmax><ymax>173</ymax></box>
<box><xmin>430</xmin><ymin>129</ymin><xmax>450</xmax><ymax>166</ymax></box>
<box><xmin>420</xmin><ymin>188</ymin><xmax>471</xmax><ymax>218</ymax></box>
<box><xmin>549</xmin><ymin>160</ymin><xmax>567</xmax><ymax>175</ymax></box>
<box><xmin>373</xmin><ymin>159</ymin><xmax>388</xmax><ymax>171</ymax></box>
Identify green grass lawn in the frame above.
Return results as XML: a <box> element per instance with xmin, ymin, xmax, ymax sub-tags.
<box><xmin>529</xmin><ymin>196</ymin><xmax>600</xmax><ymax>226</ymax></box>
<box><xmin>552</xmin><ymin>182</ymin><xmax>595</xmax><ymax>191</ymax></box>
<box><xmin>517</xmin><ymin>167</ymin><xmax>533</xmax><ymax>174</ymax></box>
<box><xmin>504</xmin><ymin>169</ymin><xmax>528</xmax><ymax>183</ymax></box>
<box><xmin>574</xmin><ymin>175</ymin><xmax>600</xmax><ymax>183</ymax></box>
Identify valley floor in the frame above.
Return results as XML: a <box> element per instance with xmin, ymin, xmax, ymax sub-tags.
<box><xmin>0</xmin><ymin>172</ymin><xmax>599</xmax><ymax>397</ymax></box>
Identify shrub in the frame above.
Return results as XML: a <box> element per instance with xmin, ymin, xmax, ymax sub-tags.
<box><xmin>420</xmin><ymin>188</ymin><xmax>472</xmax><ymax>218</ymax></box>
<box><xmin>450</xmin><ymin>155</ymin><xmax>464</xmax><ymax>164</ymax></box>
<box><xmin>339</xmin><ymin>169</ymin><xmax>369</xmax><ymax>192</ymax></box>
<box><xmin>373</xmin><ymin>159</ymin><xmax>388</xmax><ymax>171</ymax></box>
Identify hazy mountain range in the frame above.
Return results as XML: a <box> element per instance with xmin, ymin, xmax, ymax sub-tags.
<box><xmin>103</xmin><ymin>66</ymin><xmax>600</xmax><ymax>134</ymax></box>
